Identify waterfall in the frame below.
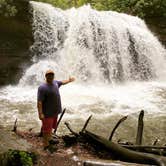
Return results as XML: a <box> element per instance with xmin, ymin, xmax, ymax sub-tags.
<box><xmin>19</xmin><ymin>1</ymin><xmax>166</xmax><ymax>86</ymax></box>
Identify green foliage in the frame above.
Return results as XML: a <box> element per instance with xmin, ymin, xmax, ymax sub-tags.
<box><xmin>1</xmin><ymin>0</ymin><xmax>165</xmax><ymax>18</ymax></box>
<box><xmin>33</xmin><ymin>0</ymin><xmax>166</xmax><ymax>19</ymax></box>
<box><xmin>0</xmin><ymin>0</ymin><xmax>17</xmax><ymax>17</ymax></box>
<box><xmin>90</xmin><ymin>0</ymin><xmax>109</xmax><ymax>10</ymax></box>
<box><xmin>6</xmin><ymin>149</ymin><xmax>37</xmax><ymax>166</ymax></box>
<box><xmin>34</xmin><ymin>0</ymin><xmax>69</xmax><ymax>9</ymax></box>
<box><xmin>109</xmin><ymin>0</ymin><xmax>166</xmax><ymax>18</ymax></box>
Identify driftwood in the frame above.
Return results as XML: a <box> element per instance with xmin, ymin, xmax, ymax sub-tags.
<box><xmin>63</xmin><ymin>111</ymin><xmax>166</xmax><ymax>165</ymax></box>
<box><xmin>63</xmin><ymin>121</ymin><xmax>79</xmax><ymax>146</ymax></box>
<box><xmin>83</xmin><ymin>130</ymin><xmax>166</xmax><ymax>166</ymax></box>
<box><xmin>83</xmin><ymin>160</ymin><xmax>118</xmax><ymax>166</ymax></box>
<box><xmin>12</xmin><ymin>118</ymin><xmax>17</xmax><ymax>132</ymax></box>
<box><xmin>64</xmin><ymin>122</ymin><xmax>79</xmax><ymax>137</ymax></box>
<box><xmin>54</xmin><ymin>108</ymin><xmax>66</xmax><ymax>134</ymax></box>
<box><xmin>81</xmin><ymin>115</ymin><xmax>92</xmax><ymax>133</ymax></box>
<box><xmin>121</xmin><ymin>145</ymin><xmax>166</xmax><ymax>156</ymax></box>
<box><xmin>137</xmin><ymin>148</ymin><xmax>166</xmax><ymax>156</ymax></box>
<box><xmin>136</xmin><ymin>110</ymin><xmax>144</xmax><ymax>145</ymax></box>
<box><xmin>153</xmin><ymin>138</ymin><xmax>160</xmax><ymax>145</ymax></box>
<box><xmin>121</xmin><ymin>145</ymin><xmax>166</xmax><ymax>150</ymax></box>
<box><xmin>65</xmin><ymin>115</ymin><xmax>93</xmax><ymax>136</ymax></box>
<box><xmin>109</xmin><ymin>116</ymin><xmax>127</xmax><ymax>141</ymax></box>
<box><xmin>63</xmin><ymin>115</ymin><xmax>92</xmax><ymax>146</ymax></box>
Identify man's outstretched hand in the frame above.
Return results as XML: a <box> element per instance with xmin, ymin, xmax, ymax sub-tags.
<box><xmin>62</xmin><ymin>76</ymin><xmax>75</xmax><ymax>85</ymax></box>
<box><xmin>69</xmin><ymin>76</ymin><xmax>75</xmax><ymax>82</ymax></box>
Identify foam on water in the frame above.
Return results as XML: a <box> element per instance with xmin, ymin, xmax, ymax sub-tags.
<box><xmin>1</xmin><ymin>81</ymin><xmax>166</xmax><ymax>118</ymax></box>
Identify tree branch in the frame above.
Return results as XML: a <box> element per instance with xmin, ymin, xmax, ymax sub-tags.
<box><xmin>81</xmin><ymin>115</ymin><xmax>92</xmax><ymax>133</ymax></box>
<box><xmin>109</xmin><ymin>116</ymin><xmax>128</xmax><ymax>141</ymax></box>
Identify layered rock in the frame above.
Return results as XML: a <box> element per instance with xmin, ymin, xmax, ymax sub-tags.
<box><xmin>146</xmin><ymin>17</ymin><xmax>166</xmax><ymax>48</ymax></box>
<box><xmin>0</xmin><ymin>0</ymin><xmax>33</xmax><ymax>85</ymax></box>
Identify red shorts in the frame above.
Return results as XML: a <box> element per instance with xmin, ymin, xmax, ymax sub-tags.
<box><xmin>42</xmin><ymin>116</ymin><xmax>58</xmax><ymax>134</ymax></box>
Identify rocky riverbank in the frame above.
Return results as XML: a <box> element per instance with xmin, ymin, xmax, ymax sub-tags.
<box><xmin>0</xmin><ymin>126</ymin><xmax>149</xmax><ymax>166</ymax></box>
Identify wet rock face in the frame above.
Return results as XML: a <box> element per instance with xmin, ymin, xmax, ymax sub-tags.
<box><xmin>146</xmin><ymin>17</ymin><xmax>166</xmax><ymax>48</ymax></box>
<box><xmin>0</xmin><ymin>0</ymin><xmax>33</xmax><ymax>86</ymax></box>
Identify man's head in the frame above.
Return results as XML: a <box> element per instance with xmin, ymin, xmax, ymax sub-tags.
<box><xmin>45</xmin><ymin>70</ymin><xmax>54</xmax><ymax>84</ymax></box>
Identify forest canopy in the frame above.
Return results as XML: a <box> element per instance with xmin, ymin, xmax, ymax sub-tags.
<box><xmin>0</xmin><ymin>0</ymin><xmax>166</xmax><ymax>18</ymax></box>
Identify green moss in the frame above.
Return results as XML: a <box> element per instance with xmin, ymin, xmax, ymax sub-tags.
<box><xmin>0</xmin><ymin>149</ymin><xmax>37</xmax><ymax>166</ymax></box>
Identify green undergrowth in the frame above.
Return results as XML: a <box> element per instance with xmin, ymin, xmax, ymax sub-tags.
<box><xmin>0</xmin><ymin>149</ymin><xmax>38</xmax><ymax>166</ymax></box>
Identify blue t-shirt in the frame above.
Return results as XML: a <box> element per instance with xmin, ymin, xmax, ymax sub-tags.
<box><xmin>37</xmin><ymin>80</ymin><xmax>62</xmax><ymax>117</ymax></box>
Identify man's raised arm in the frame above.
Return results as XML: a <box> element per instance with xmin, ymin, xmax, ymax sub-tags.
<box><xmin>61</xmin><ymin>77</ymin><xmax>75</xmax><ymax>85</ymax></box>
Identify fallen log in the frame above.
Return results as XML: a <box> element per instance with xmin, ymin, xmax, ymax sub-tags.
<box><xmin>83</xmin><ymin>160</ymin><xmax>120</xmax><ymax>166</ymax></box>
<box><xmin>83</xmin><ymin>130</ymin><xmax>166</xmax><ymax>166</ymax></box>
<box><xmin>138</xmin><ymin>148</ymin><xmax>166</xmax><ymax>156</ymax></box>
<box><xmin>63</xmin><ymin>122</ymin><xmax>79</xmax><ymax>146</ymax></box>
<box><xmin>136</xmin><ymin>110</ymin><xmax>144</xmax><ymax>145</ymax></box>
<box><xmin>121</xmin><ymin>145</ymin><xmax>166</xmax><ymax>156</ymax></box>
<box><xmin>64</xmin><ymin>122</ymin><xmax>79</xmax><ymax>137</ymax></box>
<box><xmin>121</xmin><ymin>145</ymin><xmax>166</xmax><ymax>150</ymax></box>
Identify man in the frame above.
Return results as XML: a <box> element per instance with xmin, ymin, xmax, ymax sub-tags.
<box><xmin>37</xmin><ymin>69</ymin><xmax>75</xmax><ymax>150</ymax></box>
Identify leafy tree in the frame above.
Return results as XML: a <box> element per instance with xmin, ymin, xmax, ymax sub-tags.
<box><xmin>0</xmin><ymin>0</ymin><xmax>17</xmax><ymax>17</ymax></box>
<box><xmin>109</xmin><ymin>0</ymin><xmax>166</xmax><ymax>18</ymax></box>
<box><xmin>34</xmin><ymin>0</ymin><xmax>69</xmax><ymax>9</ymax></box>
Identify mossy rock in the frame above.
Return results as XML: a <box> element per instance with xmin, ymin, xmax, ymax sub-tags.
<box><xmin>0</xmin><ymin>149</ymin><xmax>38</xmax><ymax>166</ymax></box>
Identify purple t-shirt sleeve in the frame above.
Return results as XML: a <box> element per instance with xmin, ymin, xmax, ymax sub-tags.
<box><xmin>56</xmin><ymin>81</ymin><xmax>62</xmax><ymax>87</ymax></box>
<box><xmin>37</xmin><ymin>86</ymin><xmax>45</xmax><ymax>101</ymax></box>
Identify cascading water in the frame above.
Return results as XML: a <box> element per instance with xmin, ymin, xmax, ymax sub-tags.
<box><xmin>0</xmin><ymin>1</ymin><xmax>166</xmax><ymax>144</ymax></box>
<box><xmin>20</xmin><ymin>2</ymin><xmax>166</xmax><ymax>84</ymax></box>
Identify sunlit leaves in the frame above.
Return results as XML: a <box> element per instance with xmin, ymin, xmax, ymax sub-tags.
<box><xmin>109</xmin><ymin>0</ymin><xmax>166</xmax><ymax>18</ymax></box>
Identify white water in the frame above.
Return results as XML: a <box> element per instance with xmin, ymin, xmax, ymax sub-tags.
<box><xmin>0</xmin><ymin>1</ymin><xmax>166</xmax><ymax>143</ymax></box>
